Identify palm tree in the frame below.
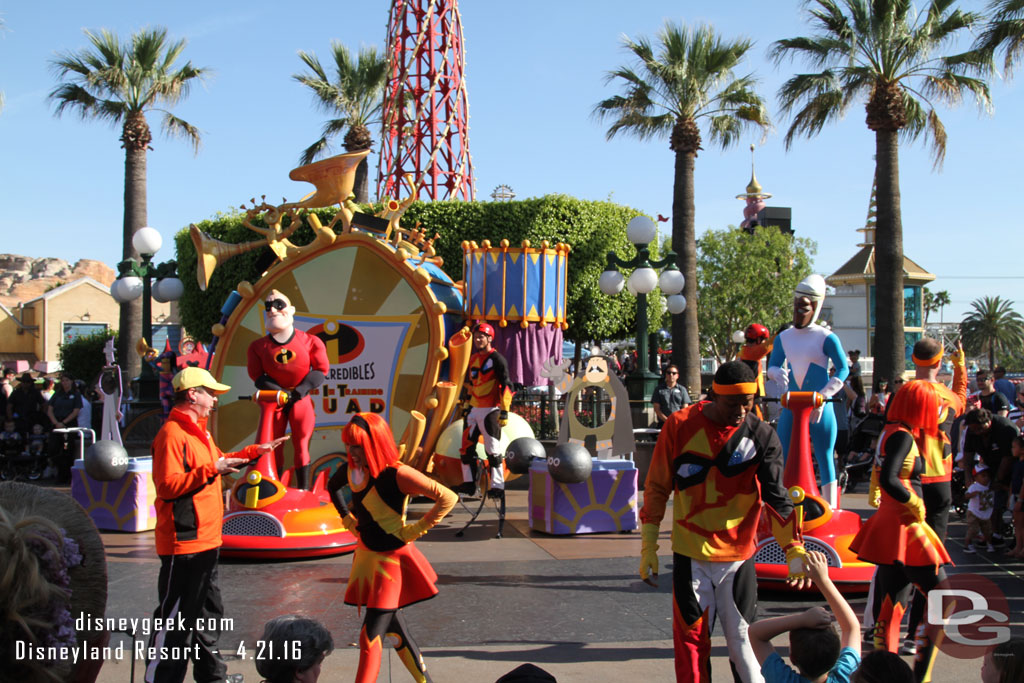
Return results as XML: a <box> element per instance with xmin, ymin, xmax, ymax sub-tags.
<box><xmin>976</xmin><ymin>0</ymin><xmax>1024</xmax><ymax>74</ymax></box>
<box><xmin>771</xmin><ymin>0</ymin><xmax>991</xmax><ymax>382</ymax></box>
<box><xmin>960</xmin><ymin>296</ymin><xmax>1024</xmax><ymax>368</ymax></box>
<box><xmin>594</xmin><ymin>22</ymin><xmax>770</xmax><ymax>393</ymax></box>
<box><xmin>49</xmin><ymin>28</ymin><xmax>207</xmax><ymax>379</ymax></box>
<box><xmin>293</xmin><ymin>43</ymin><xmax>388</xmax><ymax>204</ymax></box>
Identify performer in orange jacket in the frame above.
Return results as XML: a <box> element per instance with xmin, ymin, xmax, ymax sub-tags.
<box><xmin>639</xmin><ymin>361</ymin><xmax>808</xmax><ymax>682</ymax></box>
<box><xmin>247</xmin><ymin>289</ymin><xmax>329</xmax><ymax>490</ymax></box>
<box><xmin>327</xmin><ymin>412</ymin><xmax>457</xmax><ymax>683</ymax></box>
<box><xmin>147</xmin><ymin>368</ymin><xmax>285</xmax><ymax>683</ymax></box>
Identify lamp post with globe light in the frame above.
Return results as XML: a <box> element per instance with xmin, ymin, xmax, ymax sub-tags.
<box><xmin>109</xmin><ymin>227</ymin><xmax>183</xmax><ymax>401</ymax></box>
<box><xmin>599</xmin><ymin>216</ymin><xmax>685</xmax><ymax>401</ymax></box>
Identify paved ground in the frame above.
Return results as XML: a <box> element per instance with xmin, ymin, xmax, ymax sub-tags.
<box><xmin>38</xmin><ymin>481</ymin><xmax>1024</xmax><ymax>682</ymax></box>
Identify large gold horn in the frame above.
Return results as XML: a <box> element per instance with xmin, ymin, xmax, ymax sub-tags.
<box><xmin>398</xmin><ymin>410</ymin><xmax>427</xmax><ymax>465</ymax></box>
<box><xmin>419</xmin><ymin>327</ymin><xmax>474</xmax><ymax>461</ymax></box>
<box><xmin>190</xmin><ymin>224</ymin><xmax>267</xmax><ymax>291</ymax></box>
<box><xmin>280</xmin><ymin>150</ymin><xmax>369</xmax><ymax>211</ymax></box>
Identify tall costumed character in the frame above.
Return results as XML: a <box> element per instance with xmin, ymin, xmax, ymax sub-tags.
<box><xmin>736</xmin><ymin>323</ymin><xmax>771</xmax><ymax>420</ymax></box>
<box><xmin>456</xmin><ymin>322</ymin><xmax>513</xmax><ymax>498</ymax></box>
<box><xmin>247</xmin><ymin>290</ymin><xmax>329</xmax><ymax>490</ymax></box>
<box><xmin>767</xmin><ymin>275</ymin><xmax>848</xmax><ymax>508</ymax></box>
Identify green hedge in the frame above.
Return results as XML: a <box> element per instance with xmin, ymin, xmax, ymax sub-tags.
<box><xmin>174</xmin><ymin>196</ymin><xmax>654</xmax><ymax>345</ymax></box>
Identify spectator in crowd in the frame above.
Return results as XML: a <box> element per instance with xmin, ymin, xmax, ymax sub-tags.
<box><xmin>976</xmin><ymin>370</ymin><xmax>1011</xmax><ymax>418</ymax></box>
<box><xmin>963</xmin><ymin>407</ymin><xmax>1020</xmax><ymax>542</ymax></box>
<box><xmin>981</xmin><ymin>637</ymin><xmax>1024</xmax><ymax>683</ymax></box>
<box><xmin>8</xmin><ymin>372</ymin><xmax>46</xmax><ymax>436</ymax></box>
<box><xmin>992</xmin><ymin>366</ymin><xmax>1016</xmax><ymax>406</ymax></box>
<box><xmin>46</xmin><ymin>374</ymin><xmax>83</xmax><ymax>484</ymax></box>
<box><xmin>255</xmin><ymin>615</ymin><xmax>334</xmax><ymax>683</ymax></box>
<box><xmin>651</xmin><ymin>364</ymin><xmax>690</xmax><ymax>428</ymax></box>
<box><xmin>749</xmin><ymin>550</ymin><xmax>861</xmax><ymax>682</ymax></box>
<box><xmin>867</xmin><ymin>378</ymin><xmax>890</xmax><ymax>415</ymax></box>
<box><xmin>851</xmin><ymin>651</ymin><xmax>913</xmax><ymax>683</ymax></box>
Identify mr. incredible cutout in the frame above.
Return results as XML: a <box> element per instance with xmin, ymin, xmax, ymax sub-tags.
<box><xmin>247</xmin><ymin>290</ymin><xmax>329</xmax><ymax>490</ymax></box>
<box><xmin>767</xmin><ymin>274</ymin><xmax>848</xmax><ymax>507</ymax></box>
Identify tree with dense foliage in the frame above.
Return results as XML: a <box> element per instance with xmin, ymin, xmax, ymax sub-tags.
<box><xmin>175</xmin><ymin>196</ymin><xmax>648</xmax><ymax>350</ymax></box>
<box><xmin>694</xmin><ymin>226</ymin><xmax>816</xmax><ymax>362</ymax></box>
<box><xmin>49</xmin><ymin>28</ymin><xmax>208</xmax><ymax>380</ymax></box>
<box><xmin>771</xmin><ymin>0</ymin><xmax>991</xmax><ymax>385</ymax></box>
<box><xmin>58</xmin><ymin>330</ymin><xmax>118</xmax><ymax>390</ymax></box>
<box><xmin>293</xmin><ymin>43</ymin><xmax>388</xmax><ymax>203</ymax></box>
<box><xmin>960</xmin><ymin>295</ymin><xmax>1024</xmax><ymax>369</ymax></box>
<box><xmin>594</xmin><ymin>21</ymin><xmax>770</xmax><ymax>395</ymax></box>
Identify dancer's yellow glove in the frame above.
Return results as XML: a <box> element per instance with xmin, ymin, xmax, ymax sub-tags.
<box><xmin>905</xmin><ymin>494</ymin><xmax>926</xmax><ymax>523</ymax></box>
<box><xmin>639</xmin><ymin>523</ymin><xmax>660</xmax><ymax>586</ymax></box>
<box><xmin>398</xmin><ymin>518</ymin><xmax>432</xmax><ymax>543</ymax></box>
<box><xmin>342</xmin><ymin>514</ymin><xmax>359</xmax><ymax>534</ymax></box>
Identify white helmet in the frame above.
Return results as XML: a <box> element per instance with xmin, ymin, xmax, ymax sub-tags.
<box><xmin>794</xmin><ymin>274</ymin><xmax>827</xmax><ymax>322</ymax></box>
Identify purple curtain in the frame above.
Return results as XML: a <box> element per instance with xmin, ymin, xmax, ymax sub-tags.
<box><xmin>492</xmin><ymin>324</ymin><xmax>563</xmax><ymax>386</ymax></box>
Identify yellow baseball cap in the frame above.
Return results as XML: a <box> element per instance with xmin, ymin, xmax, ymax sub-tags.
<box><xmin>171</xmin><ymin>367</ymin><xmax>231</xmax><ymax>394</ymax></box>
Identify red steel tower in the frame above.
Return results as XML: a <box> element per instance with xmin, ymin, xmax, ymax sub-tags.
<box><xmin>377</xmin><ymin>0</ymin><xmax>475</xmax><ymax>201</ymax></box>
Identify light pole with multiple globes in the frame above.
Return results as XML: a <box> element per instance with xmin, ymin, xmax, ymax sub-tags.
<box><xmin>599</xmin><ymin>216</ymin><xmax>686</xmax><ymax>401</ymax></box>
<box><xmin>109</xmin><ymin>227</ymin><xmax>184</xmax><ymax>401</ymax></box>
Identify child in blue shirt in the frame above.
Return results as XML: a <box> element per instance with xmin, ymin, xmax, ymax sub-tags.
<box><xmin>750</xmin><ymin>550</ymin><xmax>861</xmax><ymax>682</ymax></box>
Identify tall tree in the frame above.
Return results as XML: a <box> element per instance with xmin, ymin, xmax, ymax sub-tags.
<box><xmin>961</xmin><ymin>296</ymin><xmax>1024</xmax><ymax>369</ymax></box>
<box><xmin>594</xmin><ymin>22</ymin><xmax>770</xmax><ymax>394</ymax></box>
<box><xmin>293</xmin><ymin>43</ymin><xmax>388</xmax><ymax>204</ymax></box>
<box><xmin>771</xmin><ymin>0</ymin><xmax>991</xmax><ymax>381</ymax></box>
<box><xmin>695</xmin><ymin>226</ymin><xmax>816</xmax><ymax>363</ymax></box>
<box><xmin>49</xmin><ymin>28</ymin><xmax>207</xmax><ymax>380</ymax></box>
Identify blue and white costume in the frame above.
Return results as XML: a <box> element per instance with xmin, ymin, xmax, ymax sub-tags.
<box><xmin>767</xmin><ymin>275</ymin><xmax>848</xmax><ymax>507</ymax></box>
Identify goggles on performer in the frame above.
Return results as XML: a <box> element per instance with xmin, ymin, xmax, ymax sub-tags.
<box><xmin>264</xmin><ymin>299</ymin><xmax>289</xmax><ymax>312</ymax></box>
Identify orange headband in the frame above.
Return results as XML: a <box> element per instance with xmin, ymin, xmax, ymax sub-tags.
<box><xmin>912</xmin><ymin>350</ymin><xmax>943</xmax><ymax>366</ymax></box>
<box><xmin>712</xmin><ymin>381</ymin><xmax>758</xmax><ymax>395</ymax></box>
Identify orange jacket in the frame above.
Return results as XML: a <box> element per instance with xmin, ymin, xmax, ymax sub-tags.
<box><xmin>152</xmin><ymin>407</ymin><xmax>259</xmax><ymax>555</ymax></box>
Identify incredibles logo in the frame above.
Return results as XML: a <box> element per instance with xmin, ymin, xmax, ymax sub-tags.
<box><xmin>314</xmin><ymin>321</ymin><xmax>365</xmax><ymax>365</ymax></box>
<box><xmin>274</xmin><ymin>349</ymin><xmax>296</xmax><ymax>365</ymax></box>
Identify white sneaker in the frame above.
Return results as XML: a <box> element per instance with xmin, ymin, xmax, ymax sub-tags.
<box><xmin>987</xmin><ymin>544</ymin><xmax>996</xmax><ymax>552</ymax></box>
<box><xmin>964</xmin><ymin>544</ymin><xmax>977</xmax><ymax>554</ymax></box>
<box><xmin>899</xmin><ymin>639</ymin><xmax>917</xmax><ymax>655</ymax></box>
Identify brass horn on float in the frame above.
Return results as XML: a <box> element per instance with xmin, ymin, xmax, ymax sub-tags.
<box><xmin>398</xmin><ymin>410</ymin><xmax>426</xmax><ymax>464</ymax></box>
<box><xmin>189</xmin><ymin>224</ymin><xmax>267</xmax><ymax>291</ymax></box>
<box><xmin>278</xmin><ymin>149</ymin><xmax>369</xmax><ymax>212</ymax></box>
<box><xmin>418</xmin><ymin>327</ymin><xmax>474</xmax><ymax>463</ymax></box>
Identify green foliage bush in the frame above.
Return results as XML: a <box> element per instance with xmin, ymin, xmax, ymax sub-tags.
<box><xmin>174</xmin><ymin>197</ymin><xmax>649</xmax><ymax>345</ymax></box>
<box><xmin>58</xmin><ymin>329</ymin><xmax>117</xmax><ymax>384</ymax></box>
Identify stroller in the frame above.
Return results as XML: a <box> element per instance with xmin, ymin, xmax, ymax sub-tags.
<box><xmin>837</xmin><ymin>413</ymin><xmax>885</xmax><ymax>493</ymax></box>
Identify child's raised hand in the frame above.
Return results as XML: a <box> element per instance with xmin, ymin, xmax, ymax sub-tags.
<box><xmin>803</xmin><ymin>550</ymin><xmax>830</xmax><ymax>582</ymax></box>
<box><xmin>800</xmin><ymin>606</ymin><xmax>833</xmax><ymax>629</ymax></box>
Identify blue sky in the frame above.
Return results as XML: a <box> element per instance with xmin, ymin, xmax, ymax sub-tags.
<box><xmin>1</xmin><ymin>0</ymin><xmax>1020</xmax><ymax>322</ymax></box>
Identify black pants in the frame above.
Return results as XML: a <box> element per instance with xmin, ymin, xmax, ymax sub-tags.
<box><xmin>145</xmin><ymin>548</ymin><xmax>226</xmax><ymax>683</ymax></box>
<box><xmin>873</xmin><ymin>563</ymin><xmax>948</xmax><ymax>683</ymax></box>
<box><xmin>906</xmin><ymin>480</ymin><xmax>952</xmax><ymax>641</ymax></box>
<box><xmin>47</xmin><ymin>431</ymin><xmax>79</xmax><ymax>483</ymax></box>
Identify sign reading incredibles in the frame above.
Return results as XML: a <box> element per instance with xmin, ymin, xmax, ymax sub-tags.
<box><xmin>296</xmin><ymin>314</ymin><xmax>418</xmax><ymax>427</ymax></box>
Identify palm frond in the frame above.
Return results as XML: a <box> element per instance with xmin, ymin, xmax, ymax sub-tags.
<box><xmin>160</xmin><ymin>111</ymin><xmax>202</xmax><ymax>154</ymax></box>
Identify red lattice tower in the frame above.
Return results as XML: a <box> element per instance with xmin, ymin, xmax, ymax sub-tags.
<box><xmin>377</xmin><ymin>0</ymin><xmax>475</xmax><ymax>201</ymax></box>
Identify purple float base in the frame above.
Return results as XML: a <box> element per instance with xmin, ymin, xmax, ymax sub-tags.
<box><xmin>528</xmin><ymin>459</ymin><xmax>638</xmax><ymax>535</ymax></box>
<box><xmin>71</xmin><ymin>458</ymin><xmax>157</xmax><ymax>532</ymax></box>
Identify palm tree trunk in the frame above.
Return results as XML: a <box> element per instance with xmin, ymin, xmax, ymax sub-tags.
<box><xmin>873</xmin><ymin>129</ymin><xmax>904</xmax><ymax>383</ymax></box>
<box><xmin>353</xmin><ymin>158</ymin><xmax>369</xmax><ymax>204</ymax></box>
<box><xmin>671</xmin><ymin>150</ymin><xmax>700</xmax><ymax>395</ymax></box>
<box><xmin>119</xmin><ymin>116</ymin><xmax>149</xmax><ymax>384</ymax></box>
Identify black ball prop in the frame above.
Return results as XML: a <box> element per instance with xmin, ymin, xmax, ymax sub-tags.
<box><xmin>506</xmin><ymin>437</ymin><xmax>546</xmax><ymax>475</ymax></box>
<box><xmin>547</xmin><ymin>442</ymin><xmax>592</xmax><ymax>484</ymax></box>
<box><xmin>84</xmin><ymin>440</ymin><xmax>130</xmax><ymax>481</ymax></box>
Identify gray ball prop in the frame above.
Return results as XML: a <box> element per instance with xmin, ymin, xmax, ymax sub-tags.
<box><xmin>84</xmin><ymin>440</ymin><xmax>130</xmax><ymax>481</ymax></box>
<box><xmin>506</xmin><ymin>437</ymin><xmax>546</xmax><ymax>475</ymax></box>
<box><xmin>547</xmin><ymin>442</ymin><xmax>593</xmax><ymax>484</ymax></box>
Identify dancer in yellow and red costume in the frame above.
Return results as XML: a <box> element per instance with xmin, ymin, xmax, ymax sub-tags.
<box><xmin>849</xmin><ymin>380</ymin><xmax>952</xmax><ymax>683</ymax></box>
<box><xmin>247</xmin><ymin>290</ymin><xmax>329</xmax><ymax>490</ymax></box>
<box><xmin>457</xmin><ymin>322</ymin><xmax>513</xmax><ymax>497</ymax></box>
<box><xmin>639</xmin><ymin>361</ymin><xmax>808</xmax><ymax>683</ymax></box>
<box><xmin>327</xmin><ymin>413</ymin><xmax>456</xmax><ymax>683</ymax></box>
